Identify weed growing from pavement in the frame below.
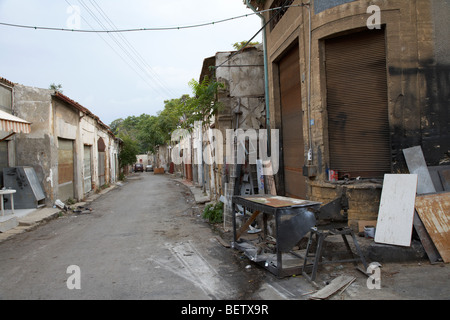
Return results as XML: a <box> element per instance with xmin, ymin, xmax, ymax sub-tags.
<box><xmin>202</xmin><ymin>202</ymin><xmax>223</xmax><ymax>224</ymax></box>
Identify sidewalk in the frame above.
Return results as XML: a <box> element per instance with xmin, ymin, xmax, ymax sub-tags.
<box><xmin>173</xmin><ymin>176</ymin><xmax>211</xmax><ymax>204</ymax></box>
<box><xmin>0</xmin><ymin>207</ymin><xmax>62</xmax><ymax>242</ymax></box>
<box><xmin>0</xmin><ymin>183</ymin><xmax>118</xmax><ymax>243</ymax></box>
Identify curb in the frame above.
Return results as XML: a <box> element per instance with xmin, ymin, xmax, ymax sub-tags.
<box><xmin>0</xmin><ymin>208</ymin><xmax>62</xmax><ymax>243</ymax></box>
<box><xmin>172</xmin><ymin>177</ymin><xmax>211</xmax><ymax>204</ymax></box>
<box><xmin>0</xmin><ymin>183</ymin><xmax>119</xmax><ymax>243</ymax></box>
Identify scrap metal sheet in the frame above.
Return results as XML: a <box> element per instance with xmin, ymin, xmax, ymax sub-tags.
<box><xmin>242</xmin><ymin>195</ymin><xmax>320</xmax><ymax>208</ymax></box>
<box><xmin>415</xmin><ymin>192</ymin><xmax>450</xmax><ymax>263</ymax></box>
<box><xmin>375</xmin><ymin>174</ymin><xmax>418</xmax><ymax>247</ymax></box>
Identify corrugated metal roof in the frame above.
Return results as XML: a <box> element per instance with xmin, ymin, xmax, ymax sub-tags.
<box><xmin>0</xmin><ymin>109</ymin><xmax>31</xmax><ymax>133</ymax></box>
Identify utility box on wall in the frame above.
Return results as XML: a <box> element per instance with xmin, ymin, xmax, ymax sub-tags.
<box><xmin>3</xmin><ymin>166</ymin><xmax>46</xmax><ymax>209</ymax></box>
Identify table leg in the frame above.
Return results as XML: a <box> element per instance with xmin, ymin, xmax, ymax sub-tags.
<box><xmin>1</xmin><ymin>195</ymin><xmax>4</xmax><ymax>216</ymax></box>
<box><xmin>11</xmin><ymin>194</ymin><xmax>14</xmax><ymax>215</ymax></box>
<box><xmin>232</xmin><ymin>201</ymin><xmax>237</xmax><ymax>243</ymax></box>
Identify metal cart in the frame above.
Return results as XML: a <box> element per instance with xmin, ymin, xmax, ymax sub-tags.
<box><xmin>232</xmin><ymin>195</ymin><xmax>321</xmax><ymax>278</ymax></box>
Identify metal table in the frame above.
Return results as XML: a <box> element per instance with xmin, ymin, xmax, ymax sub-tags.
<box><xmin>232</xmin><ymin>195</ymin><xmax>321</xmax><ymax>278</ymax></box>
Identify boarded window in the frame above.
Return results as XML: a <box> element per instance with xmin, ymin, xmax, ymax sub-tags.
<box><xmin>325</xmin><ymin>29</ymin><xmax>390</xmax><ymax>179</ymax></box>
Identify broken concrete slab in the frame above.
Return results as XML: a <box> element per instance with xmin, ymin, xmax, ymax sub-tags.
<box><xmin>0</xmin><ymin>216</ymin><xmax>19</xmax><ymax>233</ymax></box>
<box><xmin>17</xmin><ymin>207</ymin><xmax>61</xmax><ymax>227</ymax></box>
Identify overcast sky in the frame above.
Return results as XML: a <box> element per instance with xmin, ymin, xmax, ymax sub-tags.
<box><xmin>0</xmin><ymin>0</ymin><xmax>262</xmax><ymax>125</ymax></box>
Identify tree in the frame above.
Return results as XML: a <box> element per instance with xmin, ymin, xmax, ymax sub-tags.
<box><xmin>118</xmin><ymin>135</ymin><xmax>140</xmax><ymax>168</ymax></box>
<box><xmin>109</xmin><ymin>77</ymin><xmax>224</xmax><ymax>160</ymax></box>
<box><xmin>110</xmin><ymin>114</ymin><xmax>151</xmax><ymax>154</ymax></box>
<box><xmin>138</xmin><ymin>96</ymin><xmax>188</xmax><ymax>153</ymax></box>
<box><xmin>183</xmin><ymin>77</ymin><xmax>224</xmax><ymax>128</ymax></box>
<box><xmin>232</xmin><ymin>41</ymin><xmax>260</xmax><ymax>51</ymax></box>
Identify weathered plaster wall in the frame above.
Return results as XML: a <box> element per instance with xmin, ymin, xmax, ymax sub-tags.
<box><xmin>212</xmin><ymin>46</ymin><xmax>266</xmax><ymax>226</ymax></box>
<box><xmin>13</xmin><ymin>85</ymin><xmax>119</xmax><ymax>205</ymax></box>
<box><xmin>13</xmin><ymin>84</ymin><xmax>56</xmax><ymax>205</ymax></box>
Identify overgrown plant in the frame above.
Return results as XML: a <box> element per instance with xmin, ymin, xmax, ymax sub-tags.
<box><xmin>202</xmin><ymin>202</ymin><xmax>223</xmax><ymax>224</ymax></box>
<box><xmin>109</xmin><ymin>77</ymin><xmax>224</xmax><ymax>158</ymax></box>
<box><xmin>183</xmin><ymin>76</ymin><xmax>225</xmax><ymax>129</ymax></box>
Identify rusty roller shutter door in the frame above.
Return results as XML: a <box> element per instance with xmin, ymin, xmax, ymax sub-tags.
<box><xmin>58</xmin><ymin>138</ymin><xmax>75</xmax><ymax>201</ymax></box>
<box><xmin>279</xmin><ymin>44</ymin><xmax>307</xmax><ymax>198</ymax></box>
<box><xmin>325</xmin><ymin>29</ymin><xmax>390</xmax><ymax>179</ymax></box>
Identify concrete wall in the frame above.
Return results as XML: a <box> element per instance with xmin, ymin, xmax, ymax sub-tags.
<box><xmin>215</xmin><ymin>46</ymin><xmax>266</xmax><ymax>132</ymax></box>
<box><xmin>198</xmin><ymin>46</ymin><xmax>266</xmax><ymax>226</ymax></box>
<box><xmin>13</xmin><ymin>84</ymin><xmax>56</xmax><ymax>203</ymax></box>
<box><xmin>13</xmin><ymin>84</ymin><xmax>119</xmax><ymax>206</ymax></box>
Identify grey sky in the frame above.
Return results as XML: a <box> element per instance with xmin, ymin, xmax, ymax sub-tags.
<box><xmin>0</xmin><ymin>0</ymin><xmax>262</xmax><ymax>125</ymax></box>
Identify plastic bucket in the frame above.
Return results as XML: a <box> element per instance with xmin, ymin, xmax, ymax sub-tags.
<box><xmin>364</xmin><ymin>226</ymin><xmax>376</xmax><ymax>238</ymax></box>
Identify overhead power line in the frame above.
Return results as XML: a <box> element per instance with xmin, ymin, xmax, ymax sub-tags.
<box><xmin>0</xmin><ymin>4</ymin><xmax>303</xmax><ymax>33</ymax></box>
<box><xmin>214</xmin><ymin>0</ymin><xmax>307</xmax><ymax>70</ymax></box>
<box><xmin>62</xmin><ymin>0</ymin><xmax>176</xmax><ymax>99</ymax></box>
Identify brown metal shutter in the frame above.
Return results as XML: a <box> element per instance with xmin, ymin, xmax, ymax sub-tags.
<box><xmin>58</xmin><ymin>138</ymin><xmax>74</xmax><ymax>201</ymax></box>
<box><xmin>325</xmin><ymin>29</ymin><xmax>390</xmax><ymax>179</ymax></box>
<box><xmin>279</xmin><ymin>44</ymin><xmax>307</xmax><ymax>198</ymax></box>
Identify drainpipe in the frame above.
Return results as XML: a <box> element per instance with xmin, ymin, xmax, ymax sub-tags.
<box><xmin>246</xmin><ymin>0</ymin><xmax>271</xmax><ymax>153</ymax></box>
<box><xmin>305</xmin><ymin>2</ymin><xmax>313</xmax><ymax>163</ymax></box>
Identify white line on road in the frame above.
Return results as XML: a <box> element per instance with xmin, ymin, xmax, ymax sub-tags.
<box><xmin>150</xmin><ymin>240</ymin><xmax>235</xmax><ymax>299</ymax></box>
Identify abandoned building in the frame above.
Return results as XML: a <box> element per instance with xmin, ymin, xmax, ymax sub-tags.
<box><xmin>0</xmin><ymin>77</ymin><xmax>120</xmax><ymax>208</ymax></box>
<box><xmin>183</xmin><ymin>45</ymin><xmax>267</xmax><ymax>226</ymax></box>
<box><xmin>245</xmin><ymin>0</ymin><xmax>449</xmax><ymax>229</ymax></box>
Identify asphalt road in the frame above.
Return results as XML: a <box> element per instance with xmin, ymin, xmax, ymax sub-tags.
<box><xmin>1</xmin><ymin>173</ymin><xmax>449</xmax><ymax>302</ymax></box>
<box><xmin>0</xmin><ymin>173</ymin><xmax>264</xmax><ymax>300</ymax></box>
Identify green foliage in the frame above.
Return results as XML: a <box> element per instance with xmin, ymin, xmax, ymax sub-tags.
<box><xmin>202</xmin><ymin>202</ymin><xmax>223</xmax><ymax>224</ymax></box>
<box><xmin>183</xmin><ymin>77</ymin><xmax>224</xmax><ymax>128</ymax></box>
<box><xmin>232</xmin><ymin>41</ymin><xmax>260</xmax><ymax>51</ymax></box>
<box><xmin>109</xmin><ymin>78</ymin><xmax>224</xmax><ymax>156</ymax></box>
<box><xmin>118</xmin><ymin>135</ymin><xmax>139</xmax><ymax>168</ymax></box>
<box><xmin>49</xmin><ymin>83</ymin><xmax>63</xmax><ymax>93</ymax></box>
<box><xmin>138</xmin><ymin>96</ymin><xmax>190</xmax><ymax>152</ymax></box>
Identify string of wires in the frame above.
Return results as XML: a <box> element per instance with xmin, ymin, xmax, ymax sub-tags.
<box><xmin>0</xmin><ymin>2</ymin><xmax>305</xmax><ymax>99</ymax></box>
<box><xmin>0</xmin><ymin>4</ymin><xmax>304</xmax><ymax>33</ymax></box>
<box><xmin>214</xmin><ymin>0</ymin><xmax>308</xmax><ymax>70</ymax></box>
<box><xmin>63</xmin><ymin>0</ymin><xmax>176</xmax><ymax>98</ymax></box>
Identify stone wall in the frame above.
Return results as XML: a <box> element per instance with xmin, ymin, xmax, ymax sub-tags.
<box><xmin>258</xmin><ymin>0</ymin><xmax>449</xmax><ymax>226</ymax></box>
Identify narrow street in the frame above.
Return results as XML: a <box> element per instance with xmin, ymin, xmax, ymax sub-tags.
<box><xmin>0</xmin><ymin>173</ymin><xmax>265</xmax><ymax>300</ymax></box>
<box><xmin>1</xmin><ymin>172</ymin><xmax>449</xmax><ymax>302</ymax></box>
